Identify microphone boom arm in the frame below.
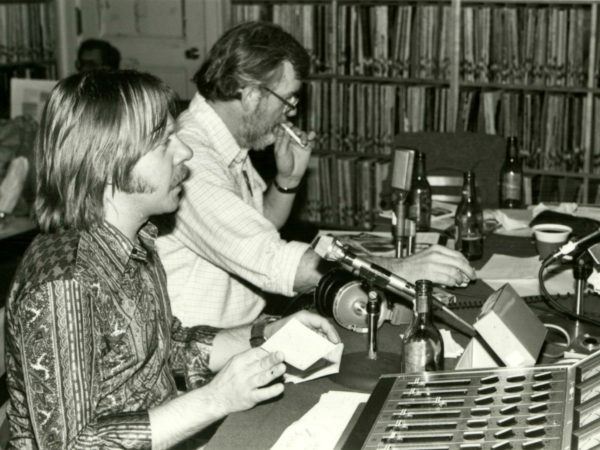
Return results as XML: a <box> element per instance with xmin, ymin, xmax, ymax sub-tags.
<box><xmin>313</xmin><ymin>236</ymin><xmax>476</xmax><ymax>336</ymax></box>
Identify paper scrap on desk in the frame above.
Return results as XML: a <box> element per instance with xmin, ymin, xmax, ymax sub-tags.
<box><xmin>489</xmin><ymin>208</ymin><xmax>532</xmax><ymax>231</ymax></box>
<box><xmin>271</xmin><ymin>391</ymin><xmax>370</xmax><ymax>450</ymax></box>
<box><xmin>477</xmin><ymin>255</ymin><xmax>573</xmax><ymax>297</ymax></box>
<box><xmin>418</xmin><ymin>232</ymin><xmax>442</xmax><ymax>246</ymax></box>
<box><xmin>261</xmin><ymin>319</ymin><xmax>343</xmax><ymax>382</ymax></box>
<box><xmin>431</xmin><ymin>201</ymin><xmax>457</xmax><ymax>219</ymax></box>
<box><xmin>380</xmin><ymin>200</ymin><xmax>456</xmax><ymax>221</ymax></box>
<box><xmin>440</xmin><ymin>328</ymin><xmax>464</xmax><ymax>358</ymax></box>
<box><xmin>317</xmin><ymin>230</ymin><xmax>442</xmax><ymax>257</ymax></box>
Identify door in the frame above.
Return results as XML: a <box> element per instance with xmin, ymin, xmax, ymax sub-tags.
<box><xmin>70</xmin><ymin>0</ymin><xmax>230</xmax><ymax>99</ymax></box>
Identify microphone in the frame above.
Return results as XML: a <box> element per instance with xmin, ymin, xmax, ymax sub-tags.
<box><xmin>312</xmin><ymin>235</ymin><xmax>476</xmax><ymax>336</ymax></box>
<box><xmin>313</xmin><ymin>235</ymin><xmax>415</xmax><ymax>299</ymax></box>
<box><xmin>391</xmin><ymin>149</ymin><xmax>415</xmax><ymax>258</ymax></box>
<box><xmin>391</xmin><ymin>149</ymin><xmax>415</xmax><ymax>192</ymax></box>
<box><xmin>546</xmin><ymin>227</ymin><xmax>600</xmax><ymax>264</ymax></box>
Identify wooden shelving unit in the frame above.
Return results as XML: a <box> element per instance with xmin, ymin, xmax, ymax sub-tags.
<box><xmin>0</xmin><ymin>0</ymin><xmax>57</xmax><ymax>118</ymax></box>
<box><xmin>232</xmin><ymin>0</ymin><xmax>600</xmax><ymax>228</ymax></box>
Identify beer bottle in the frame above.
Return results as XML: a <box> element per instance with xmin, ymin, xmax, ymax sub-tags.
<box><xmin>455</xmin><ymin>170</ymin><xmax>484</xmax><ymax>261</ymax></box>
<box><xmin>408</xmin><ymin>151</ymin><xmax>432</xmax><ymax>231</ymax></box>
<box><xmin>499</xmin><ymin>136</ymin><xmax>523</xmax><ymax>208</ymax></box>
<box><xmin>401</xmin><ymin>279</ymin><xmax>444</xmax><ymax>373</ymax></box>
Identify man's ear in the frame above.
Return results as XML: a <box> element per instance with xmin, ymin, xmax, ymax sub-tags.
<box><xmin>239</xmin><ymin>86</ymin><xmax>261</xmax><ymax>112</ymax></box>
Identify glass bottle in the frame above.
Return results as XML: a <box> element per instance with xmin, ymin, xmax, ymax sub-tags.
<box><xmin>499</xmin><ymin>136</ymin><xmax>523</xmax><ymax>208</ymax></box>
<box><xmin>455</xmin><ymin>170</ymin><xmax>484</xmax><ymax>261</ymax></box>
<box><xmin>401</xmin><ymin>280</ymin><xmax>444</xmax><ymax>373</ymax></box>
<box><xmin>408</xmin><ymin>151</ymin><xmax>432</xmax><ymax>231</ymax></box>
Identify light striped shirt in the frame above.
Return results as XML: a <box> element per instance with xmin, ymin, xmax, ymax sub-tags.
<box><xmin>157</xmin><ymin>93</ymin><xmax>309</xmax><ymax>328</ymax></box>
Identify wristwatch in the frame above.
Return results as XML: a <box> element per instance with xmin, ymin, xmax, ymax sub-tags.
<box><xmin>250</xmin><ymin>316</ymin><xmax>279</xmax><ymax>347</ymax></box>
<box><xmin>273</xmin><ymin>178</ymin><xmax>300</xmax><ymax>194</ymax></box>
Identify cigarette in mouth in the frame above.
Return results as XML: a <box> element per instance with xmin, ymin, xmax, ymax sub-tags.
<box><xmin>280</xmin><ymin>123</ymin><xmax>305</xmax><ymax>148</ymax></box>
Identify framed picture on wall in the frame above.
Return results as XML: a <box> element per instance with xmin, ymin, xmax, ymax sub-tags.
<box><xmin>10</xmin><ymin>78</ymin><xmax>57</xmax><ymax>123</ymax></box>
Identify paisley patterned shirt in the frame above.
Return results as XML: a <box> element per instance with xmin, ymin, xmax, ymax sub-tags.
<box><xmin>5</xmin><ymin>222</ymin><xmax>220</xmax><ymax>449</ymax></box>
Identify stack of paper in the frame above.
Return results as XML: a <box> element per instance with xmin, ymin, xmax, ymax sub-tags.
<box><xmin>477</xmin><ymin>255</ymin><xmax>573</xmax><ymax>297</ymax></box>
<box><xmin>271</xmin><ymin>391</ymin><xmax>370</xmax><ymax>450</ymax></box>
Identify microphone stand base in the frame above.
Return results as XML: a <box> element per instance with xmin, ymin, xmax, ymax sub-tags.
<box><xmin>539</xmin><ymin>312</ymin><xmax>600</xmax><ymax>357</ymax></box>
<box><xmin>330</xmin><ymin>351</ymin><xmax>402</xmax><ymax>392</ymax></box>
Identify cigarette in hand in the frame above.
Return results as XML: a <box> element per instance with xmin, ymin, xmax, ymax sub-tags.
<box><xmin>280</xmin><ymin>123</ymin><xmax>306</xmax><ymax>148</ymax></box>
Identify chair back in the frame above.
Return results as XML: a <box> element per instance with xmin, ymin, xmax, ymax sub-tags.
<box><xmin>394</xmin><ymin>132</ymin><xmax>506</xmax><ymax>208</ymax></box>
<box><xmin>428</xmin><ymin>174</ymin><xmax>463</xmax><ymax>203</ymax></box>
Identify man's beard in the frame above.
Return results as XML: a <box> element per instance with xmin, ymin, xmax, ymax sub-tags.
<box><xmin>239</xmin><ymin>106</ymin><xmax>277</xmax><ymax>150</ymax></box>
<box><xmin>122</xmin><ymin>165</ymin><xmax>190</xmax><ymax>194</ymax></box>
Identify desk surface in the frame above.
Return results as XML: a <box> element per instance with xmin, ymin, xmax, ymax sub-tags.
<box><xmin>207</xmin><ymin>233</ymin><xmax>590</xmax><ymax>450</ymax></box>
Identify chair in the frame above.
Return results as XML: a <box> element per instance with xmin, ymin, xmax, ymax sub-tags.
<box><xmin>394</xmin><ymin>132</ymin><xmax>506</xmax><ymax>208</ymax></box>
<box><xmin>427</xmin><ymin>174</ymin><xmax>463</xmax><ymax>204</ymax></box>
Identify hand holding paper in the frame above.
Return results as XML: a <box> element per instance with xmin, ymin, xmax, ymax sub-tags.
<box><xmin>262</xmin><ymin>318</ymin><xmax>344</xmax><ymax>383</ymax></box>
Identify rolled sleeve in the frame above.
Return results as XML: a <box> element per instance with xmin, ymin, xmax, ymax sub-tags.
<box><xmin>266</xmin><ymin>240</ymin><xmax>310</xmax><ymax>295</ymax></box>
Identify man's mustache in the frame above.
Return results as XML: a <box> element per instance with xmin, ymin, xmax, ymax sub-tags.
<box><xmin>170</xmin><ymin>166</ymin><xmax>190</xmax><ymax>189</ymax></box>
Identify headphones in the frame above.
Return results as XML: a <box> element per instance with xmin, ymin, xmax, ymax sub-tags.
<box><xmin>314</xmin><ymin>269</ymin><xmax>391</xmax><ymax>333</ymax></box>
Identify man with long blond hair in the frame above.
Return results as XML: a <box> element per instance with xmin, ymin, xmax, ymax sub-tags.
<box><xmin>5</xmin><ymin>70</ymin><xmax>338</xmax><ymax>449</ymax></box>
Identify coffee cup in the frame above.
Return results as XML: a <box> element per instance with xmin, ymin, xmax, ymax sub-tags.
<box><xmin>531</xmin><ymin>224</ymin><xmax>572</xmax><ymax>259</ymax></box>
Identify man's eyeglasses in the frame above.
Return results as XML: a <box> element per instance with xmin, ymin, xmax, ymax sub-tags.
<box><xmin>263</xmin><ymin>87</ymin><xmax>299</xmax><ymax>112</ymax></box>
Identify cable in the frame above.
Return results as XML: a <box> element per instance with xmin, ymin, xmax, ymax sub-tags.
<box><xmin>538</xmin><ymin>255</ymin><xmax>600</xmax><ymax>327</ymax></box>
<box><xmin>541</xmin><ymin>322</ymin><xmax>571</xmax><ymax>359</ymax></box>
<box><xmin>544</xmin><ymin>323</ymin><xmax>571</xmax><ymax>347</ymax></box>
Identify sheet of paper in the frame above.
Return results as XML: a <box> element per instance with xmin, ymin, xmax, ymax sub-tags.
<box><xmin>489</xmin><ymin>208</ymin><xmax>532</xmax><ymax>231</ymax></box>
<box><xmin>431</xmin><ymin>200</ymin><xmax>457</xmax><ymax>219</ymax></box>
<box><xmin>379</xmin><ymin>200</ymin><xmax>456</xmax><ymax>222</ymax></box>
<box><xmin>477</xmin><ymin>255</ymin><xmax>574</xmax><ymax>297</ymax></box>
<box><xmin>318</xmin><ymin>230</ymin><xmax>442</xmax><ymax>257</ymax></box>
<box><xmin>440</xmin><ymin>328</ymin><xmax>464</xmax><ymax>358</ymax></box>
<box><xmin>285</xmin><ymin>344</ymin><xmax>343</xmax><ymax>384</ymax></box>
<box><xmin>379</xmin><ymin>202</ymin><xmax>456</xmax><ymax>230</ymax></box>
<box><xmin>271</xmin><ymin>391</ymin><xmax>370</xmax><ymax>450</ymax></box>
<box><xmin>478</xmin><ymin>254</ymin><xmax>540</xmax><ymax>280</ymax></box>
<box><xmin>261</xmin><ymin>318</ymin><xmax>343</xmax><ymax>371</ymax></box>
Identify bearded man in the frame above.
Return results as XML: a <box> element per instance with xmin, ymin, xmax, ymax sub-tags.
<box><xmin>156</xmin><ymin>21</ymin><xmax>476</xmax><ymax>329</ymax></box>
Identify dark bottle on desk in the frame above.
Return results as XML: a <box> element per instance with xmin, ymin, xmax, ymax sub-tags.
<box><xmin>401</xmin><ymin>279</ymin><xmax>444</xmax><ymax>373</ymax></box>
<box><xmin>499</xmin><ymin>136</ymin><xmax>523</xmax><ymax>208</ymax></box>
<box><xmin>408</xmin><ymin>151</ymin><xmax>432</xmax><ymax>231</ymax></box>
<box><xmin>455</xmin><ymin>170</ymin><xmax>484</xmax><ymax>261</ymax></box>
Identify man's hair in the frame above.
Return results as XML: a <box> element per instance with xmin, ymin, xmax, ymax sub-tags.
<box><xmin>77</xmin><ymin>39</ymin><xmax>121</xmax><ymax>70</ymax></box>
<box><xmin>35</xmin><ymin>70</ymin><xmax>177</xmax><ymax>232</ymax></box>
<box><xmin>193</xmin><ymin>21</ymin><xmax>310</xmax><ymax>102</ymax></box>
